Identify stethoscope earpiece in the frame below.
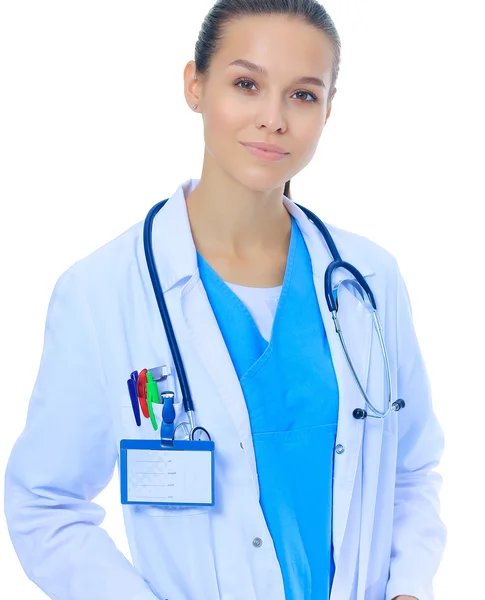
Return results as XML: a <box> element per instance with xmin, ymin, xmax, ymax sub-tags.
<box><xmin>393</xmin><ymin>399</ymin><xmax>405</xmax><ymax>411</ymax></box>
<box><xmin>353</xmin><ymin>408</ymin><xmax>367</xmax><ymax>420</ymax></box>
<box><xmin>353</xmin><ymin>398</ymin><xmax>406</xmax><ymax>420</ymax></box>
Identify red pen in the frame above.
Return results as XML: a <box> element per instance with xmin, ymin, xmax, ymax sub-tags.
<box><xmin>137</xmin><ymin>369</ymin><xmax>149</xmax><ymax>419</ymax></box>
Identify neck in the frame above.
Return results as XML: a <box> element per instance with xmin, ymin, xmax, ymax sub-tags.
<box><xmin>186</xmin><ymin>167</ymin><xmax>291</xmax><ymax>261</ymax></box>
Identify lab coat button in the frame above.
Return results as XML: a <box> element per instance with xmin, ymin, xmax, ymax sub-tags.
<box><xmin>335</xmin><ymin>444</ymin><xmax>345</xmax><ymax>454</ymax></box>
<box><xmin>252</xmin><ymin>537</ymin><xmax>263</xmax><ymax>548</ymax></box>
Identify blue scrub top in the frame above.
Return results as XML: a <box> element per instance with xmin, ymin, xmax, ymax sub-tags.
<box><xmin>197</xmin><ymin>215</ymin><xmax>339</xmax><ymax>599</ymax></box>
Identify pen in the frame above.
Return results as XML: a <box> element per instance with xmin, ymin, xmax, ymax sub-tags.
<box><xmin>127</xmin><ymin>375</ymin><xmax>141</xmax><ymax>426</ymax></box>
<box><xmin>137</xmin><ymin>369</ymin><xmax>149</xmax><ymax>419</ymax></box>
<box><xmin>146</xmin><ymin>370</ymin><xmax>162</xmax><ymax>430</ymax></box>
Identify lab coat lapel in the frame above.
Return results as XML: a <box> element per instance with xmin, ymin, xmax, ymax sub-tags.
<box><xmin>180</xmin><ymin>275</ymin><xmax>261</xmax><ymax>496</ymax></box>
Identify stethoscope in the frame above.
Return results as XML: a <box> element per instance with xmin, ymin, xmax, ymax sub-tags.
<box><xmin>143</xmin><ymin>199</ymin><xmax>405</xmax><ymax>434</ymax></box>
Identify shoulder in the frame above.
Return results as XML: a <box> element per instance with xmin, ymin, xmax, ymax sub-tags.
<box><xmin>59</xmin><ymin>219</ymin><xmax>145</xmax><ymax>294</ymax></box>
<box><xmin>324</xmin><ymin>221</ymin><xmax>400</xmax><ymax>281</ymax></box>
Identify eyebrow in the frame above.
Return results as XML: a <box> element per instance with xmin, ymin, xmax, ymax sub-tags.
<box><xmin>228</xmin><ymin>58</ymin><xmax>326</xmax><ymax>89</ymax></box>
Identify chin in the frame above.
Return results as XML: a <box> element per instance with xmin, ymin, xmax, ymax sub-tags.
<box><xmin>227</xmin><ymin>166</ymin><xmax>289</xmax><ymax>193</ymax></box>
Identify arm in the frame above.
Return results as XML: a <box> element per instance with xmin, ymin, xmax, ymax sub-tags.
<box><xmin>385</xmin><ymin>261</ymin><xmax>447</xmax><ymax>600</ymax></box>
<box><xmin>4</xmin><ymin>269</ymin><xmax>158</xmax><ymax>600</ymax></box>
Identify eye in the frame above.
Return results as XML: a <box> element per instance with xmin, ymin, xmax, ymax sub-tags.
<box><xmin>233</xmin><ymin>78</ymin><xmax>318</xmax><ymax>103</ymax></box>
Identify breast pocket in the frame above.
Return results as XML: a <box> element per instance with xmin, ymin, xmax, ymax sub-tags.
<box><xmin>119</xmin><ymin>394</ymin><xmax>187</xmax><ymax>440</ymax></box>
<box><xmin>120</xmin><ymin>397</ymin><xmax>163</xmax><ymax>440</ymax></box>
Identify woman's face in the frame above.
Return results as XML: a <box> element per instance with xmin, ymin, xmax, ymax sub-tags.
<box><xmin>184</xmin><ymin>14</ymin><xmax>336</xmax><ymax>191</ymax></box>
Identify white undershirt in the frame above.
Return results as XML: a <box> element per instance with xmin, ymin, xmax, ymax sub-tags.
<box><xmin>223</xmin><ymin>281</ymin><xmax>283</xmax><ymax>342</ymax></box>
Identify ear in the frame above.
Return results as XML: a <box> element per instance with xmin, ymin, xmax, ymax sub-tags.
<box><xmin>183</xmin><ymin>60</ymin><xmax>203</xmax><ymax>111</ymax></box>
<box><xmin>325</xmin><ymin>87</ymin><xmax>337</xmax><ymax>122</ymax></box>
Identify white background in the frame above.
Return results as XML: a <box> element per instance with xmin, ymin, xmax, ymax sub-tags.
<box><xmin>1</xmin><ymin>1</ymin><xmax>483</xmax><ymax>597</ymax></box>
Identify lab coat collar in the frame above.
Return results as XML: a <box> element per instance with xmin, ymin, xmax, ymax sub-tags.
<box><xmin>150</xmin><ymin>177</ymin><xmax>375</xmax><ymax>294</ymax></box>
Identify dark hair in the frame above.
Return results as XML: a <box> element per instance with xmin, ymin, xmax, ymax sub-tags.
<box><xmin>194</xmin><ymin>0</ymin><xmax>341</xmax><ymax>200</ymax></box>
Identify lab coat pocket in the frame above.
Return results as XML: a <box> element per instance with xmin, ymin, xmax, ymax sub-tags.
<box><xmin>119</xmin><ymin>393</ymin><xmax>188</xmax><ymax>442</ymax></box>
<box><xmin>120</xmin><ymin>396</ymin><xmax>166</xmax><ymax>440</ymax></box>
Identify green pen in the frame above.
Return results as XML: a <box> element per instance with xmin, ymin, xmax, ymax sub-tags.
<box><xmin>146</xmin><ymin>371</ymin><xmax>162</xmax><ymax>430</ymax></box>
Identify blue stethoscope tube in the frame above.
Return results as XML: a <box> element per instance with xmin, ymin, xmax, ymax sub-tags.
<box><xmin>143</xmin><ymin>199</ymin><xmax>405</xmax><ymax>421</ymax></box>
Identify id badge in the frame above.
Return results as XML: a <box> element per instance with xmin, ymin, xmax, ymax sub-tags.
<box><xmin>120</xmin><ymin>439</ymin><xmax>215</xmax><ymax>506</ymax></box>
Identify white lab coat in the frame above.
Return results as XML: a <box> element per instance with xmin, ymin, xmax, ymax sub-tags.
<box><xmin>4</xmin><ymin>177</ymin><xmax>446</xmax><ymax>600</ymax></box>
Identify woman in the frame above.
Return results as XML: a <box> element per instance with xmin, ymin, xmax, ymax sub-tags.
<box><xmin>4</xmin><ymin>1</ymin><xmax>446</xmax><ymax>599</ymax></box>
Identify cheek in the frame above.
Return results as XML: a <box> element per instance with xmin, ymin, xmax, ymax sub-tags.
<box><xmin>303</xmin><ymin>133</ymin><xmax>321</xmax><ymax>158</ymax></box>
<box><xmin>292</xmin><ymin>121</ymin><xmax>323</xmax><ymax>164</ymax></box>
<box><xmin>205</xmin><ymin>94</ymin><xmax>244</xmax><ymax>133</ymax></box>
<box><xmin>202</xmin><ymin>100</ymin><xmax>249</xmax><ymax>164</ymax></box>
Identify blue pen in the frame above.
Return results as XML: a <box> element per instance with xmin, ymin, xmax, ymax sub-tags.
<box><xmin>127</xmin><ymin>371</ymin><xmax>141</xmax><ymax>426</ymax></box>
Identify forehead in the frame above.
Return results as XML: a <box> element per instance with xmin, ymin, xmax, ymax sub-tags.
<box><xmin>214</xmin><ymin>14</ymin><xmax>334</xmax><ymax>83</ymax></box>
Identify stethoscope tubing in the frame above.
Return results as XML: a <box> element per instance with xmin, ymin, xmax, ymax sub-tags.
<box><xmin>144</xmin><ymin>200</ymin><xmax>196</xmax><ymax>415</ymax></box>
<box><xmin>143</xmin><ymin>198</ymin><xmax>403</xmax><ymax>422</ymax></box>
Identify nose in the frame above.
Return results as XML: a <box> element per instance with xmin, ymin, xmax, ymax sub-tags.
<box><xmin>255</xmin><ymin>95</ymin><xmax>288</xmax><ymax>133</ymax></box>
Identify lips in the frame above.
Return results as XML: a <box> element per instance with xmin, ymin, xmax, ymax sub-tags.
<box><xmin>241</xmin><ymin>142</ymin><xmax>288</xmax><ymax>154</ymax></box>
<box><xmin>241</xmin><ymin>143</ymin><xmax>289</xmax><ymax>162</ymax></box>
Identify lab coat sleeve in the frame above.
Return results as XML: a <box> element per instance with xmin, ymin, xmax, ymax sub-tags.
<box><xmin>4</xmin><ymin>268</ymin><xmax>159</xmax><ymax>600</ymax></box>
<box><xmin>385</xmin><ymin>261</ymin><xmax>447</xmax><ymax>600</ymax></box>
